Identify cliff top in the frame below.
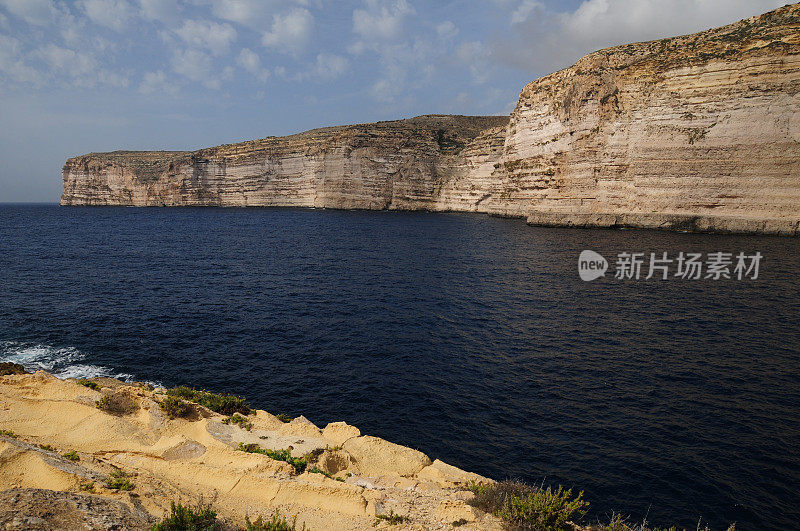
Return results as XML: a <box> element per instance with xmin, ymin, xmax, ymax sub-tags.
<box><xmin>66</xmin><ymin>114</ymin><xmax>509</xmax><ymax>169</ymax></box>
<box><xmin>520</xmin><ymin>2</ymin><xmax>800</xmax><ymax>95</ymax></box>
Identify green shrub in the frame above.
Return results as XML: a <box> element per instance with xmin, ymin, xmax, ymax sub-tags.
<box><xmin>105</xmin><ymin>469</ymin><xmax>135</xmax><ymax>491</ymax></box>
<box><xmin>498</xmin><ymin>485</ymin><xmax>587</xmax><ymax>530</ymax></box>
<box><xmin>244</xmin><ymin>510</ymin><xmax>304</xmax><ymax>531</ymax></box>
<box><xmin>166</xmin><ymin>386</ymin><xmax>250</xmax><ymax>416</ymax></box>
<box><xmin>308</xmin><ymin>466</ymin><xmax>332</xmax><ymax>479</ymax></box>
<box><xmin>38</xmin><ymin>444</ymin><xmax>55</xmax><ymax>451</ymax></box>
<box><xmin>236</xmin><ymin>443</ymin><xmax>307</xmax><ymax>474</ymax></box>
<box><xmin>96</xmin><ymin>392</ymin><xmax>139</xmax><ymax>416</ymax></box>
<box><xmin>275</xmin><ymin>414</ymin><xmax>292</xmax><ymax>423</ymax></box>
<box><xmin>222</xmin><ymin>413</ymin><xmax>253</xmax><ymax>431</ymax></box>
<box><xmin>469</xmin><ymin>480</ymin><xmax>587</xmax><ymax>530</ymax></box>
<box><xmin>160</xmin><ymin>396</ymin><xmax>194</xmax><ymax>419</ymax></box>
<box><xmin>375</xmin><ymin>511</ymin><xmax>409</xmax><ymax>525</ymax></box>
<box><xmin>0</xmin><ymin>430</ymin><xmax>17</xmax><ymax>439</ymax></box>
<box><xmin>152</xmin><ymin>502</ymin><xmax>221</xmax><ymax>531</ymax></box>
<box><xmin>78</xmin><ymin>379</ymin><xmax>101</xmax><ymax>391</ymax></box>
<box><xmin>63</xmin><ymin>450</ymin><xmax>80</xmax><ymax>461</ymax></box>
<box><xmin>468</xmin><ymin>480</ymin><xmax>534</xmax><ymax>514</ymax></box>
<box><xmin>0</xmin><ymin>362</ymin><xmax>27</xmax><ymax>376</ymax></box>
<box><xmin>79</xmin><ymin>481</ymin><xmax>95</xmax><ymax>492</ymax></box>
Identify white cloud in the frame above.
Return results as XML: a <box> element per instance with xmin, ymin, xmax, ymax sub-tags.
<box><xmin>170</xmin><ymin>48</ymin><xmax>230</xmax><ymax>89</ymax></box>
<box><xmin>210</xmin><ymin>0</ymin><xmax>274</xmax><ymax>27</ymax></box>
<box><xmin>171</xmin><ymin>48</ymin><xmax>212</xmax><ymax>81</ymax></box>
<box><xmin>352</xmin><ymin>0</ymin><xmax>414</xmax><ymax>42</ymax></box>
<box><xmin>0</xmin><ymin>0</ymin><xmax>59</xmax><ymax>26</ymax></box>
<box><xmin>456</xmin><ymin>41</ymin><xmax>491</xmax><ymax>84</ymax></box>
<box><xmin>138</xmin><ymin>0</ymin><xmax>180</xmax><ymax>22</ymax></box>
<box><xmin>261</xmin><ymin>8</ymin><xmax>314</xmax><ymax>54</ymax></box>
<box><xmin>309</xmin><ymin>53</ymin><xmax>349</xmax><ymax>80</ymax></box>
<box><xmin>33</xmin><ymin>43</ymin><xmax>129</xmax><ymax>87</ymax></box>
<box><xmin>237</xmin><ymin>48</ymin><xmax>269</xmax><ymax>82</ymax></box>
<box><xmin>38</xmin><ymin>44</ymin><xmax>96</xmax><ymax>75</ymax></box>
<box><xmin>436</xmin><ymin>21</ymin><xmax>458</xmax><ymax>40</ymax></box>
<box><xmin>510</xmin><ymin>0</ymin><xmax>542</xmax><ymax>24</ymax></box>
<box><xmin>79</xmin><ymin>0</ymin><xmax>136</xmax><ymax>32</ymax></box>
<box><xmin>175</xmin><ymin>20</ymin><xmax>237</xmax><ymax>56</ymax></box>
<box><xmin>0</xmin><ymin>34</ymin><xmax>44</xmax><ymax>84</ymax></box>
<box><xmin>138</xmin><ymin>70</ymin><xmax>178</xmax><ymax>95</ymax></box>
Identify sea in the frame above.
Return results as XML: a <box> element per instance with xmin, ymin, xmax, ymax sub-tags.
<box><xmin>1</xmin><ymin>204</ymin><xmax>798</xmax><ymax>530</ymax></box>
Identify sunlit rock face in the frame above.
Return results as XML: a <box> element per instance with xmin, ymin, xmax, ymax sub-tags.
<box><xmin>62</xmin><ymin>4</ymin><xmax>800</xmax><ymax>235</ymax></box>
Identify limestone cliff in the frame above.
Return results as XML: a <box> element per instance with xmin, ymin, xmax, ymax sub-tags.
<box><xmin>61</xmin><ymin>4</ymin><xmax>800</xmax><ymax>235</ymax></box>
<box><xmin>60</xmin><ymin>115</ymin><xmax>509</xmax><ymax>212</ymax></box>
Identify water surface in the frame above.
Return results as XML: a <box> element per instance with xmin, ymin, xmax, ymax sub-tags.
<box><xmin>1</xmin><ymin>205</ymin><xmax>798</xmax><ymax>530</ymax></box>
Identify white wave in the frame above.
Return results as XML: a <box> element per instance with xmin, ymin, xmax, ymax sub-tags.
<box><xmin>0</xmin><ymin>341</ymin><xmax>159</xmax><ymax>387</ymax></box>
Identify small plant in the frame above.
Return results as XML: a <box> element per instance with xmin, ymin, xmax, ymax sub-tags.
<box><xmin>79</xmin><ymin>481</ymin><xmax>95</xmax><ymax>493</ymax></box>
<box><xmin>275</xmin><ymin>413</ymin><xmax>292</xmax><ymax>423</ymax></box>
<box><xmin>302</xmin><ymin>448</ymin><xmax>325</xmax><ymax>463</ymax></box>
<box><xmin>38</xmin><ymin>444</ymin><xmax>56</xmax><ymax>451</ymax></box>
<box><xmin>96</xmin><ymin>392</ymin><xmax>139</xmax><ymax>416</ymax></box>
<box><xmin>0</xmin><ymin>430</ymin><xmax>17</xmax><ymax>439</ymax></box>
<box><xmin>308</xmin><ymin>466</ymin><xmax>333</xmax><ymax>479</ymax></box>
<box><xmin>222</xmin><ymin>413</ymin><xmax>253</xmax><ymax>431</ymax></box>
<box><xmin>105</xmin><ymin>469</ymin><xmax>135</xmax><ymax>491</ymax></box>
<box><xmin>152</xmin><ymin>501</ymin><xmax>221</xmax><ymax>531</ymax></box>
<box><xmin>469</xmin><ymin>480</ymin><xmax>588</xmax><ymax>530</ymax></box>
<box><xmin>159</xmin><ymin>396</ymin><xmax>194</xmax><ymax>419</ymax></box>
<box><xmin>63</xmin><ymin>450</ymin><xmax>80</xmax><ymax>461</ymax></box>
<box><xmin>375</xmin><ymin>511</ymin><xmax>409</xmax><ymax>525</ymax></box>
<box><xmin>245</xmin><ymin>510</ymin><xmax>305</xmax><ymax>531</ymax></box>
<box><xmin>78</xmin><ymin>379</ymin><xmax>101</xmax><ymax>391</ymax></box>
<box><xmin>501</xmin><ymin>486</ymin><xmax>586</xmax><ymax>530</ymax></box>
<box><xmin>0</xmin><ymin>362</ymin><xmax>27</xmax><ymax>376</ymax></box>
<box><xmin>166</xmin><ymin>386</ymin><xmax>251</xmax><ymax>416</ymax></box>
<box><xmin>236</xmin><ymin>443</ymin><xmax>307</xmax><ymax>474</ymax></box>
<box><xmin>452</xmin><ymin>519</ymin><xmax>468</xmax><ymax>527</ymax></box>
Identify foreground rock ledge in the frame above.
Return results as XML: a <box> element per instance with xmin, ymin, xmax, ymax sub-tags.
<box><xmin>61</xmin><ymin>4</ymin><xmax>800</xmax><ymax>236</ymax></box>
<box><xmin>0</xmin><ymin>371</ymin><xmax>499</xmax><ymax>530</ymax></box>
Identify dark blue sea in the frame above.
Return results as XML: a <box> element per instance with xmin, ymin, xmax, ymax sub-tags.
<box><xmin>1</xmin><ymin>204</ymin><xmax>798</xmax><ymax>530</ymax></box>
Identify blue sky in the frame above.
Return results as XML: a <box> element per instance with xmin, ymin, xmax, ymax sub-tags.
<box><xmin>0</xmin><ymin>0</ymin><xmax>787</xmax><ymax>201</ymax></box>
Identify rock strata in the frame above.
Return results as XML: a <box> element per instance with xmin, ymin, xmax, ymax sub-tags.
<box><xmin>61</xmin><ymin>4</ymin><xmax>800</xmax><ymax>235</ymax></box>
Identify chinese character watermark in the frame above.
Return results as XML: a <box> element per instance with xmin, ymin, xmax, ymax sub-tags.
<box><xmin>579</xmin><ymin>250</ymin><xmax>761</xmax><ymax>281</ymax></box>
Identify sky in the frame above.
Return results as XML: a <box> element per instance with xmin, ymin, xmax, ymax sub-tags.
<box><xmin>0</xmin><ymin>0</ymin><xmax>789</xmax><ymax>202</ymax></box>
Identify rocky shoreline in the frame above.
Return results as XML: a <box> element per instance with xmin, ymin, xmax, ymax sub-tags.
<box><xmin>60</xmin><ymin>4</ymin><xmax>800</xmax><ymax>236</ymax></box>
<box><xmin>0</xmin><ymin>369</ymin><xmax>500</xmax><ymax>530</ymax></box>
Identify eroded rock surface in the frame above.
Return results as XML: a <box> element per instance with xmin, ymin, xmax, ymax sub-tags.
<box><xmin>0</xmin><ymin>371</ymin><xmax>498</xmax><ymax>530</ymax></box>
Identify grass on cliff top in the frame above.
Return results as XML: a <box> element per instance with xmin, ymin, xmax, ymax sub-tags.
<box><xmin>166</xmin><ymin>386</ymin><xmax>251</xmax><ymax>416</ymax></box>
<box><xmin>96</xmin><ymin>392</ymin><xmax>139</xmax><ymax>416</ymax></box>
<box><xmin>236</xmin><ymin>443</ymin><xmax>307</xmax><ymax>474</ymax></box>
<box><xmin>152</xmin><ymin>502</ymin><xmax>304</xmax><ymax>531</ymax></box>
<box><xmin>468</xmin><ymin>480</ymin><xmax>733</xmax><ymax>531</ymax></box>
<box><xmin>105</xmin><ymin>469</ymin><xmax>134</xmax><ymax>491</ymax></box>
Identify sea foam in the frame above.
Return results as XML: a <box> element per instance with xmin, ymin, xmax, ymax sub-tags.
<box><xmin>0</xmin><ymin>341</ymin><xmax>158</xmax><ymax>386</ymax></box>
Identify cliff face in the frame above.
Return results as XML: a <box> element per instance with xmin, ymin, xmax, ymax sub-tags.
<box><xmin>505</xmin><ymin>4</ymin><xmax>800</xmax><ymax>235</ymax></box>
<box><xmin>62</xmin><ymin>4</ymin><xmax>800</xmax><ymax>235</ymax></box>
<box><xmin>60</xmin><ymin>115</ymin><xmax>509</xmax><ymax>212</ymax></box>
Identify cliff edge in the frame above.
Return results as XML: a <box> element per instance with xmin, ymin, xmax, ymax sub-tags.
<box><xmin>0</xmin><ymin>371</ymin><xmax>499</xmax><ymax>530</ymax></box>
<box><xmin>61</xmin><ymin>4</ymin><xmax>800</xmax><ymax>235</ymax></box>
